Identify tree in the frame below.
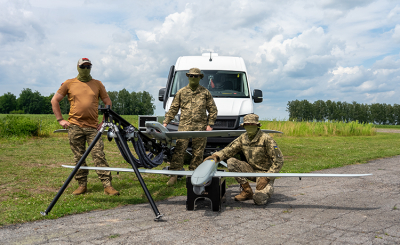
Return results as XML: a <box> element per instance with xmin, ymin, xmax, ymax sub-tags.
<box><xmin>370</xmin><ymin>103</ymin><xmax>384</xmax><ymax>124</ymax></box>
<box><xmin>17</xmin><ymin>88</ymin><xmax>43</xmax><ymax>114</ymax></box>
<box><xmin>42</xmin><ymin>93</ymin><xmax>54</xmax><ymax>114</ymax></box>
<box><xmin>313</xmin><ymin>100</ymin><xmax>327</xmax><ymax>122</ymax></box>
<box><xmin>393</xmin><ymin>104</ymin><xmax>400</xmax><ymax>125</ymax></box>
<box><xmin>108</xmin><ymin>91</ymin><xmax>118</xmax><ymax>110</ymax></box>
<box><xmin>118</xmin><ymin>88</ymin><xmax>132</xmax><ymax>115</ymax></box>
<box><xmin>287</xmin><ymin>100</ymin><xmax>302</xmax><ymax>121</ymax></box>
<box><xmin>135</xmin><ymin>91</ymin><xmax>155</xmax><ymax>115</ymax></box>
<box><xmin>359</xmin><ymin>103</ymin><xmax>371</xmax><ymax>124</ymax></box>
<box><xmin>0</xmin><ymin>92</ymin><xmax>17</xmax><ymax>114</ymax></box>
<box><xmin>386</xmin><ymin>104</ymin><xmax>395</xmax><ymax>125</ymax></box>
<box><xmin>301</xmin><ymin>100</ymin><xmax>313</xmax><ymax>121</ymax></box>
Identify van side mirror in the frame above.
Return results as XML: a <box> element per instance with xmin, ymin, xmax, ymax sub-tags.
<box><xmin>253</xmin><ymin>89</ymin><xmax>263</xmax><ymax>103</ymax></box>
<box><xmin>158</xmin><ymin>88</ymin><xmax>166</xmax><ymax>101</ymax></box>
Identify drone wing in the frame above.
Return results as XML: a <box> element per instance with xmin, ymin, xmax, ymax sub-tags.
<box><xmin>164</xmin><ymin>129</ymin><xmax>283</xmax><ymax>140</ymax></box>
<box><xmin>62</xmin><ymin>165</ymin><xmax>371</xmax><ymax>178</ymax></box>
<box><xmin>214</xmin><ymin>172</ymin><xmax>372</xmax><ymax>178</ymax></box>
<box><xmin>61</xmin><ymin>165</ymin><xmax>194</xmax><ymax>176</ymax></box>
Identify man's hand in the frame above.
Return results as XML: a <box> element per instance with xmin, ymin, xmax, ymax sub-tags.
<box><xmin>59</xmin><ymin>120</ymin><xmax>70</xmax><ymax>129</ymax></box>
<box><xmin>163</xmin><ymin>123</ymin><xmax>167</xmax><ymax>128</ymax></box>
<box><xmin>206</xmin><ymin>125</ymin><xmax>213</xmax><ymax>131</ymax></box>
<box><xmin>203</xmin><ymin>154</ymin><xmax>219</xmax><ymax>163</ymax></box>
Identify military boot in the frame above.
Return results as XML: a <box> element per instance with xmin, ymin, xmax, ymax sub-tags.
<box><xmin>104</xmin><ymin>186</ymin><xmax>120</xmax><ymax>196</ymax></box>
<box><xmin>234</xmin><ymin>182</ymin><xmax>253</xmax><ymax>201</ymax></box>
<box><xmin>167</xmin><ymin>176</ymin><xmax>178</xmax><ymax>186</ymax></box>
<box><xmin>72</xmin><ymin>185</ymin><xmax>87</xmax><ymax>195</ymax></box>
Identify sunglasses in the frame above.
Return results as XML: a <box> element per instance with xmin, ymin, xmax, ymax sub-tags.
<box><xmin>79</xmin><ymin>64</ymin><xmax>92</xmax><ymax>69</ymax></box>
<box><xmin>189</xmin><ymin>74</ymin><xmax>199</xmax><ymax>78</ymax></box>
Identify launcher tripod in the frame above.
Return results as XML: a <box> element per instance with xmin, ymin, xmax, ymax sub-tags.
<box><xmin>41</xmin><ymin>106</ymin><xmax>172</xmax><ymax>221</ymax></box>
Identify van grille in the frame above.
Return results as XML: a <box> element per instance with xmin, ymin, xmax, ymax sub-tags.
<box><xmin>213</xmin><ymin>119</ymin><xmax>236</xmax><ymax>129</ymax></box>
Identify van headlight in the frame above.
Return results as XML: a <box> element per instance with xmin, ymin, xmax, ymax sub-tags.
<box><xmin>239</xmin><ymin>115</ymin><xmax>245</xmax><ymax>126</ymax></box>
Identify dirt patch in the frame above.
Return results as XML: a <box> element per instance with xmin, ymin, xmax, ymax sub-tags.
<box><xmin>376</xmin><ymin>129</ymin><xmax>400</xmax><ymax>133</ymax></box>
<box><xmin>28</xmin><ymin>186</ymin><xmax>60</xmax><ymax>194</ymax></box>
<box><xmin>0</xmin><ymin>185</ymin><xmax>19</xmax><ymax>196</ymax></box>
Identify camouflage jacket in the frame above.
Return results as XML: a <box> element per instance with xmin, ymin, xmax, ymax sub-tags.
<box><xmin>215</xmin><ymin>129</ymin><xmax>284</xmax><ymax>177</ymax></box>
<box><xmin>163</xmin><ymin>85</ymin><xmax>218</xmax><ymax>131</ymax></box>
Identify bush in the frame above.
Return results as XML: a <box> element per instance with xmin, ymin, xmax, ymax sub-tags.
<box><xmin>0</xmin><ymin>115</ymin><xmax>39</xmax><ymax>137</ymax></box>
<box><xmin>10</xmin><ymin>110</ymin><xmax>25</xmax><ymax>114</ymax></box>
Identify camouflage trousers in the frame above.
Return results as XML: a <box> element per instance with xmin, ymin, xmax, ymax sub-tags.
<box><xmin>68</xmin><ymin>124</ymin><xmax>112</xmax><ymax>188</ymax></box>
<box><xmin>170</xmin><ymin>137</ymin><xmax>207</xmax><ymax>171</ymax></box>
<box><xmin>227</xmin><ymin>158</ymin><xmax>274</xmax><ymax>205</ymax></box>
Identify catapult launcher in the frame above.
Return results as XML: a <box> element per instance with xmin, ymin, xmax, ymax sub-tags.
<box><xmin>41</xmin><ymin>105</ymin><xmax>171</xmax><ymax>221</ymax></box>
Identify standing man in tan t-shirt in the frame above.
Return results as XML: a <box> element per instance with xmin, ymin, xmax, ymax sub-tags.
<box><xmin>51</xmin><ymin>58</ymin><xmax>119</xmax><ymax>196</ymax></box>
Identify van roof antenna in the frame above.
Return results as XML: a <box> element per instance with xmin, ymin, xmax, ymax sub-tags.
<box><xmin>209</xmin><ymin>52</ymin><xmax>212</xmax><ymax>62</ymax></box>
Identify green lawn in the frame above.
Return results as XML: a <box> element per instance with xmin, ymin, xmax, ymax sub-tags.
<box><xmin>1</xmin><ymin>131</ymin><xmax>400</xmax><ymax>226</ymax></box>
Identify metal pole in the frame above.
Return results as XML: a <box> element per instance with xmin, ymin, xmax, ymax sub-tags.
<box><xmin>113</xmin><ymin>125</ymin><xmax>163</xmax><ymax>221</ymax></box>
<box><xmin>40</xmin><ymin>127</ymin><xmax>105</xmax><ymax>216</ymax></box>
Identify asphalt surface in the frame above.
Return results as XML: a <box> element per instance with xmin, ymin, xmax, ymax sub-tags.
<box><xmin>1</xmin><ymin>156</ymin><xmax>399</xmax><ymax>245</ymax></box>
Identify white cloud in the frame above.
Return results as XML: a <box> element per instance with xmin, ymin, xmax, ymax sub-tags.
<box><xmin>0</xmin><ymin>0</ymin><xmax>400</xmax><ymax>120</ymax></box>
<box><xmin>393</xmin><ymin>24</ymin><xmax>400</xmax><ymax>42</ymax></box>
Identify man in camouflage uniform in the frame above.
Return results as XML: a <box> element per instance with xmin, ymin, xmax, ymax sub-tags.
<box><xmin>163</xmin><ymin>68</ymin><xmax>218</xmax><ymax>186</ymax></box>
<box><xmin>51</xmin><ymin>58</ymin><xmax>119</xmax><ymax>196</ymax></box>
<box><xmin>204</xmin><ymin>114</ymin><xmax>283</xmax><ymax>205</ymax></box>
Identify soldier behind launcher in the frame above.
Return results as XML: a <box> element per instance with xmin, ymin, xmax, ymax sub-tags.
<box><xmin>163</xmin><ymin>67</ymin><xmax>218</xmax><ymax>186</ymax></box>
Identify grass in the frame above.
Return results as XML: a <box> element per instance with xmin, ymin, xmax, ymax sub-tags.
<box><xmin>0</xmin><ymin>116</ymin><xmax>399</xmax><ymax>227</ymax></box>
<box><xmin>374</xmin><ymin>124</ymin><xmax>400</xmax><ymax>129</ymax></box>
<box><xmin>0</xmin><ymin>114</ymin><xmax>377</xmax><ymax>137</ymax></box>
<box><xmin>0</xmin><ymin>114</ymin><xmax>139</xmax><ymax>137</ymax></box>
<box><xmin>260</xmin><ymin>120</ymin><xmax>376</xmax><ymax>137</ymax></box>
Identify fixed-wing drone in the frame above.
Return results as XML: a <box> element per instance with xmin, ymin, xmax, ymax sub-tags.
<box><xmin>43</xmin><ymin>106</ymin><xmax>372</xmax><ymax>221</ymax></box>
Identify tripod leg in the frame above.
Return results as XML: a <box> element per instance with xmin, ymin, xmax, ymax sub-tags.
<box><xmin>40</xmin><ymin>129</ymin><xmax>104</xmax><ymax>216</ymax></box>
<box><xmin>113</xmin><ymin>127</ymin><xmax>163</xmax><ymax>221</ymax></box>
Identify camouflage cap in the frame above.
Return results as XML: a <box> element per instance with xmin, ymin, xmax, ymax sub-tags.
<box><xmin>186</xmin><ymin>67</ymin><xmax>204</xmax><ymax>79</ymax></box>
<box><xmin>77</xmin><ymin>58</ymin><xmax>92</xmax><ymax>65</ymax></box>
<box><xmin>240</xmin><ymin>114</ymin><xmax>261</xmax><ymax>127</ymax></box>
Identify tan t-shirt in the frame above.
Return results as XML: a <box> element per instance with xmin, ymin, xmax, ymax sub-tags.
<box><xmin>57</xmin><ymin>78</ymin><xmax>109</xmax><ymax>128</ymax></box>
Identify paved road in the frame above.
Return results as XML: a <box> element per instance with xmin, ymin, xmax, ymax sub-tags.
<box><xmin>376</xmin><ymin>129</ymin><xmax>400</xmax><ymax>133</ymax></box>
<box><xmin>1</xmin><ymin>156</ymin><xmax>399</xmax><ymax>244</ymax></box>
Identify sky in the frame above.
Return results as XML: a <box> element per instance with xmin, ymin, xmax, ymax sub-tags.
<box><xmin>0</xmin><ymin>0</ymin><xmax>399</xmax><ymax>120</ymax></box>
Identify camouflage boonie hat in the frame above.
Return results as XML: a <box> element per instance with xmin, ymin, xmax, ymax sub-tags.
<box><xmin>240</xmin><ymin>114</ymin><xmax>261</xmax><ymax>127</ymax></box>
<box><xmin>186</xmin><ymin>67</ymin><xmax>204</xmax><ymax>79</ymax></box>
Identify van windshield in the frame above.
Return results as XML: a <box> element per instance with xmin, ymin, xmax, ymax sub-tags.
<box><xmin>170</xmin><ymin>70</ymin><xmax>250</xmax><ymax>98</ymax></box>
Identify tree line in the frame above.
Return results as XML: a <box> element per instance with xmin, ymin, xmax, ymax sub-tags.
<box><xmin>0</xmin><ymin>88</ymin><xmax>155</xmax><ymax>115</ymax></box>
<box><xmin>287</xmin><ymin>100</ymin><xmax>400</xmax><ymax>124</ymax></box>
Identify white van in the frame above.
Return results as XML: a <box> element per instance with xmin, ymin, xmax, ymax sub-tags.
<box><xmin>158</xmin><ymin>53</ymin><xmax>263</xmax><ymax>154</ymax></box>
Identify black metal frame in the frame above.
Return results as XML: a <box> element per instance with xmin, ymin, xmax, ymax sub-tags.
<box><xmin>41</xmin><ymin>106</ymin><xmax>169</xmax><ymax>221</ymax></box>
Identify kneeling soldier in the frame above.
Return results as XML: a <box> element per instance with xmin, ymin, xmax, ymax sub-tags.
<box><xmin>204</xmin><ymin>114</ymin><xmax>283</xmax><ymax>205</ymax></box>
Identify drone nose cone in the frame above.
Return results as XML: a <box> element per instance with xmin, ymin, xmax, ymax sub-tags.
<box><xmin>193</xmin><ymin>186</ymin><xmax>205</xmax><ymax>195</ymax></box>
<box><xmin>190</xmin><ymin>159</ymin><xmax>216</xmax><ymax>186</ymax></box>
